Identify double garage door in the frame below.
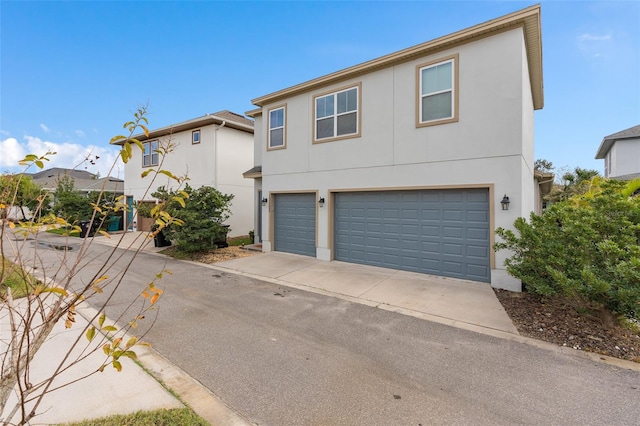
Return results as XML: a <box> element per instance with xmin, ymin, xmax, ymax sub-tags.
<box><xmin>274</xmin><ymin>189</ymin><xmax>491</xmax><ymax>283</ymax></box>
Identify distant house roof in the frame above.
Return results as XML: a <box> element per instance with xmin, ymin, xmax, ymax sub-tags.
<box><xmin>248</xmin><ymin>4</ymin><xmax>542</xmax><ymax>114</ymax></box>
<box><xmin>28</xmin><ymin>167</ymin><xmax>95</xmax><ymax>181</ymax></box>
<box><xmin>27</xmin><ymin>168</ymin><xmax>124</xmax><ymax>194</ymax></box>
<box><xmin>111</xmin><ymin>110</ymin><xmax>254</xmax><ymax>145</ymax></box>
<box><xmin>595</xmin><ymin>124</ymin><xmax>640</xmax><ymax>159</ymax></box>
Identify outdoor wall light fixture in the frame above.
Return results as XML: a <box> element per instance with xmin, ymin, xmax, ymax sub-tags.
<box><xmin>501</xmin><ymin>194</ymin><xmax>510</xmax><ymax>211</ymax></box>
<box><xmin>318</xmin><ymin>197</ymin><xmax>325</xmax><ymax>206</ymax></box>
<box><xmin>261</xmin><ymin>197</ymin><xmax>268</xmax><ymax>206</ymax></box>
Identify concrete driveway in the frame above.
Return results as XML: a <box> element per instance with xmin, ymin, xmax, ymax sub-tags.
<box><xmin>213</xmin><ymin>251</ymin><xmax>519</xmax><ymax>335</ymax></box>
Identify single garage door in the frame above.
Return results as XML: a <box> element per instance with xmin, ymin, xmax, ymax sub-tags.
<box><xmin>274</xmin><ymin>193</ymin><xmax>316</xmax><ymax>257</ymax></box>
<box><xmin>334</xmin><ymin>189</ymin><xmax>490</xmax><ymax>282</ymax></box>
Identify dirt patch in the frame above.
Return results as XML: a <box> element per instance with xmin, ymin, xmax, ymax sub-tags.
<box><xmin>495</xmin><ymin>289</ymin><xmax>640</xmax><ymax>363</ymax></box>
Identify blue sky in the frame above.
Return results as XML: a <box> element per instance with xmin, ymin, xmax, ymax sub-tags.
<box><xmin>1</xmin><ymin>1</ymin><xmax>639</xmax><ymax>179</ymax></box>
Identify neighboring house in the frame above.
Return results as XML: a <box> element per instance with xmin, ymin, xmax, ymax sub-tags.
<box><xmin>244</xmin><ymin>5</ymin><xmax>543</xmax><ymax>291</ymax></box>
<box><xmin>6</xmin><ymin>168</ymin><xmax>125</xmax><ymax>226</ymax></box>
<box><xmin>28</xmin><ymin>168</ymin><xmax>124</xmax><ymax>196</ymax></box>
<box><xmin>112</xmin><ymin>110</ymin><xmax>254</xmax><ymax>237</ymax></box>
<box><xmin>595</xmin><ymin>124</ymin><xmax>640</xmax><ymax>180</ymax></box>
<box><xmin>534</xmin><ymin>170</ymin><xmax>554</xmax><ymax>214</ymax></box>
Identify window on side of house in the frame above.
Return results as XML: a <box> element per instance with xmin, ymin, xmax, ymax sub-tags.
<box><xmin>268</xmin><ymin>106</ymin><xmax>286</xmax><ymax>150</ymax></box>
<box><xmin>192</xmin><ymin>129</ymin><xmax>200</xmax><ymax>144</ymax></box>
<box><xmin>143</xmin><ymin>140</ymin><xmax>159</xmax><ymax>167</ymax></box>
<box><xmin>417</xmin><ymin>54</ymin><xmax>458</xmax><ymax>127</ymax></box>
<box><xmin>314</xmin><ymin>84</ymin><xmax>360</xmax><ymax>143</ymax></box>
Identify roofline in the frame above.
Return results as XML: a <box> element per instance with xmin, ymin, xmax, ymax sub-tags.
<box><xmin>595</xmin><ymin>127</ymin><xmax>640</xmax><ymax>159</ymax></box>
<box><xmin>245</xmin><ymin>108</ymin><xmax>262</xmax><ymax>118</ymax></box>
<box><xmin>251</xmin><ymin>4</ymin><xmax>543</xmax><ymax>110</ymax></box>
<box><xmin>110</xmin><ymin>113</ymin><xmax>254</xmax><ymax>145</ymax></box>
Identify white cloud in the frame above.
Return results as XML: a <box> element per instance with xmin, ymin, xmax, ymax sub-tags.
<box><xmin>0</xmin><ymin>137</ymin><xmax>26</xmax><ymax>170</ymax></box>
<box><xmin>40</xmin><ymin>123</ymin><xmax>50</xmax><ymax>133</ymax></box>
<box><xmin>75</xmin><ymin>130</ymin><xmax>86</xmax><ymax>138</ymax></box>
<box><xmin>579</xmin><ymin>33</ymin><xmax>612</xmax><ymax>42</ymax></box>
<box><xmin>578</xmin><ymin>32</ymin><xmax>614</xmax><ymax>58</ymax></box>
<box><xmin>0</xmin><ymin>135</ymin><xmax>124</xmax><ymax>179</ymax></box>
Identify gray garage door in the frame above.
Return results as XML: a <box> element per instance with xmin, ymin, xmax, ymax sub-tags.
<box><xmin>334</xmin><ymin>189</ymin><xmax>490</xmax><ymax>282</ymax></box>
<box><xmin>274</xmin><ymin>193</ymin><xmax>316</xmax><ymax>257</ymax></box>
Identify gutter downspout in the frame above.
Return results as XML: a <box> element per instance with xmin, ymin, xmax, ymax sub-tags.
<box><xmin>214</xmin><ymin>120</ymin><xmax>226</xmax><ymax>187</ymax></box>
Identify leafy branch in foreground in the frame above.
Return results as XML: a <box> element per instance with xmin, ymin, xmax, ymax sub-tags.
<box><xmin>0</xmin><ymin>106</ymin><xmax>187</xmax><ymax>425</ymax></box>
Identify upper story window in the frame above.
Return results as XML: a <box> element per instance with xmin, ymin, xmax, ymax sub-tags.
<box><xmin>192</xmin><ymin>129</ymin><xmax>200</xmax><ymax>144</ymax></box>
<box><xmin>313</xmin><ymin>83</ymin><xmax>360</xmax><ymax>143</ymax></box>
<box><xmin>417</xmin><ymin>54</ymin><xmax>458</xmax><ymax>127</ymax></box>
<box><xmin>268</xmin><ymin>105</ymin><xmax>286</xmax><ymax>150</ymax></box>
<box><xmin>143</xmin><ymin>140</ymin><xmax>159</xmax><ymax>167</ymax></box>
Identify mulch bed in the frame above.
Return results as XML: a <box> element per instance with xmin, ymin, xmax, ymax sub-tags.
<box><xmin>494</xmin><ymin>289</ymin><xmax>640</xmax><ymax>363</ymax></box>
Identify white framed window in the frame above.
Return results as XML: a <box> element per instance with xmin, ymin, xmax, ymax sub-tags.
<box><xmin>192</xmin><ymin>129</ymin><xmax>200</xmax><ymax>144</ymax></box>
<box><xmin>417</xmin><ymin>54</ymin><xmax>458</xmax><ymax>127</ymax></box>
<box><xmin>268</xmin><ymin>105</ymin><xmax>286</xmax><ymax>150</ymax></box>
<box><xmin>143</xmin><ymin>140</ymin><xmax>159</xmax><ymax>167</ymax></box>
<box><xmin>313</xmin><ymin>83</ymin><xmax>360</xmax><ymax>143</ymax></box>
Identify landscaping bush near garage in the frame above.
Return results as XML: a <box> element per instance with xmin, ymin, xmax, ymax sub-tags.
<box><xmin>495</xmin><ymin>179</ymin><xmax>640</xmax><ymax>323</ymax></box>
<box><xmin>152</xmin><ymin>184</ymin><xmax>233</xmax><ymax>253</ymax></box>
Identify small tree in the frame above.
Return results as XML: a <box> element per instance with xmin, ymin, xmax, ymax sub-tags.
<box><xmin>550</xmin><ymin>166</ymin><xmax>600</xmax><ymax>202</ymax></box>
<box><xmin>0</xmin><ymin>174</ymin><xmax>49</xmax><ymax>221</ymax></box>
<box><xmin>152</xmin><ymin>184</ymin><xmax>233</xmax><ymax>252</ymax></box>
<box><xmin>0</xmin><ymin>107</ymin><xmax>188</xmax><ymax>424</ymax></box>
<box><xmin>52</xmin><ymin>175</ymin><xmax>94</xmax><ymax>224</ymax></box>
<box><xmin>495</xmin><ymin>178</ymin><xmax>640</xmax><ymax>323</ymax></box>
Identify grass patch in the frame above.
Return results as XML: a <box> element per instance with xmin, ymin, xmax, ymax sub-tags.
<box><xmin>46</xmin><ymin>226</ymin><xmax>80</xmax><ymax>236</ymax></box>
<box><xmin>0</xmin><ymin>256</ymin><xmax>32</xmax><ymax>299</ymax></box>
<box><xmin>228</xmin><ymin>235</ymin><xmax>252</xmax><ymax>246</ymax></box>
<box><xmin>56</xmin><ymin>408</ymin><xmax>209</xmax><ymax>426</ymax></box>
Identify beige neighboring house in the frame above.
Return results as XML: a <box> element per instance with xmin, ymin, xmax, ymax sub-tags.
<box><xmin>245</xmin><ymin>5</ymin><xmax>544</xmax><ymax>291</ymax></box>
<box><xmin>112</xmin><ymin>110</ymin><xmax>254</xmax><ymax>237</ymax></box>
<box><xmin>595</xmin><ymin>124</ymin><xmax>640</xmax><ymax>181</ymax></box>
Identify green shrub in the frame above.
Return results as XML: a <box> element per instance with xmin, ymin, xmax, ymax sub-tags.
<box><xmin>495</xmin><ymin>179</ymin><xmax>640</xmax><ymax>319</ymax></box>
<box><xmin>153</xmin><ymin>184</ymin><xmax>233</xmax><ymax>253</ymax></box>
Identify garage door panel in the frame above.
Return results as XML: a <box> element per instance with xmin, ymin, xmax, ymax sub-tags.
<box><xmin>335</xmin><ymin>189</ymin><xmax>490</xmax><ymax>282</ymax></box>
<box><xmin>274</xmin><ymin>193</ymin><xmax>316</xmax><ymax>257</ymax></box>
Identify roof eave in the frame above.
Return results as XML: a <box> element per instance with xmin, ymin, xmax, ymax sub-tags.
<box><xmin>110</xmin><ymin>114</ymin><xmax>254</xmax><ymax>146</ymax></box>
<box><xmin>251</xmin><ymin>4</ymin><xmax>543</xmax><ymax>110</ymax></box>
<box><xmin>595</xmin><ymin>137</ymin><xmax>612</xmax><ymax>159</ymax></box>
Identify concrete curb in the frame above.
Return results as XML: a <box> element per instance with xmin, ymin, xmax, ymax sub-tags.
<box><xmin>76</xmin><ymin>305</ymin><xmax>253</xmax><ymax>425</ymax></box>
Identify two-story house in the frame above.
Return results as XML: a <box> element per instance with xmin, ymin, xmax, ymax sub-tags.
<box><xmin>595</xmin><ymin>124</ymin><xmax>640</xmax><ymax>181</ymax></box>
<box><xmin>245</xmin><ymin>5</ymin><xmax>543</xmax><ymax>291</ymax></box>
<box><xmin>114</xmin><ymin>110</ymin><xmax>254</xmax><ymax>237</ymax></box>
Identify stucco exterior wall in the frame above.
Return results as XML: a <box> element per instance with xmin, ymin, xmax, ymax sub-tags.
<box><xmin>610</xmin><ymin>138</ymin><xmax>640</xmax><ymax>178</ymax></box>
<box><xmin>255</xmin><ymin>27</ymin><xmax>536</xmax><ymax>291</ymax></box>
<box><xmin>123</xmin><ymin>123</ymin><xmax>254</xmax><ymax>237</ymax></box>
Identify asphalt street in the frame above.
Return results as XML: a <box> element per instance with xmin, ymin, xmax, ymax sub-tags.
<box><xmin>10</xmin><ymin>234</ymin><xmax>640</xmax><ymax>425</ymax></box>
